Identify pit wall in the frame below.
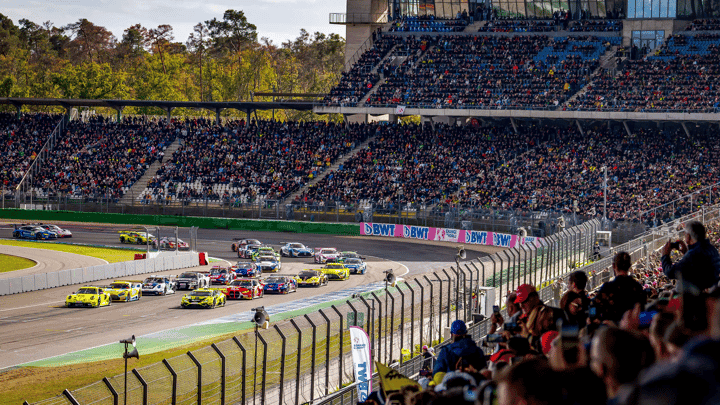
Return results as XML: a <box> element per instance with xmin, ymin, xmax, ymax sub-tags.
<box><xmin>0</xmin><ymin>209</ymin><xmax>361</xmax><ymax>235</ymax></box>
<box><xmin>0</xmin><ymin>252</ymin><xmax>199</xmax><ymax>296</ymax></box>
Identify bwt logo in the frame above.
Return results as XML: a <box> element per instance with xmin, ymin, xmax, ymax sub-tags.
<box><xmin>403</xmin><ymin>226</ymin><xmax>429</xmax><ymax>240</ymax></box>
<box><xmin>365</xmin><ymin>223</ymin><xmax>395</xmax><ymax>236</ymax></box>
<box><xmin>465</xmin><ymin>231</ymin><xmax>488</xmax><ymax>245</ymax></box>
<box><xmin>357</xmin><ymin>362</ymin><xmax>370</xmax><ymax>401</ymax></box>
<box><xmin>493</xmin><ymin>233</ymin><xmax>512</xmax><ymax>247</ymax></box>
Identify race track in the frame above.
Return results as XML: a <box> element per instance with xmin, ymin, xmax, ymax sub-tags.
<box><xmin>0</xmin><ymin>223</ymin><xmax>493</xmax><ymax>369</ymax></box>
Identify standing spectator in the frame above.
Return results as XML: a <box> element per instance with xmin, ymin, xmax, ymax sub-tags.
<box><xmin>433</xmin><ymin>320</ymin><xmax>486</xmax><ymax>379</ymax></box>
<box><xmin>559</xmin><ymin>290</ymin><xmax>586</xmax><ymax>326</ymax></box>
<box><xmin>594</xmin><ymin>252</ymin><xmax>647</xmax><ymax>324</ymax></box>
<box><xmin>497</xmin><ymin>358</ymin><xmax>563</xmax><ymax>405</ymax></box>
<box><xmin>662</xmin><ymin>220</ymin><xmax>720</xmax><ymax>291</ymax></box>
<box><xmin>489</xmin><ymin>293</ymin><xmax>522</xmax><ymax>335</ymax></box>
<box><xmin>422</xmin><ymin>345</ymin><xmax>435</xmax><ymax>371</ymax></box>
<box><xmin>514</xmin><ymin>284</ymin><xmax>548</xmax><ymax>349</ymax></box>
<box><xmin>568</xmin><ymin>269</ymin><xmax>591</xmax><ymax>310</ymax></box>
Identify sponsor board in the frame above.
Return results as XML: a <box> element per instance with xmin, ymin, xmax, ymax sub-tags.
<box><xmin>361</xmin><ymin>223</ymin><xmax>543</xmax><ymax>248</ymax></box>
<box><xmin>349</xmin><ymin>326</ymin><xmax>372</xmax><ymax>402</ymax></box>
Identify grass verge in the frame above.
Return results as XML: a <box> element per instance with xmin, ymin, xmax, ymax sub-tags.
<box><xmin>0</xmin><ymin>253</ymin><xmax>36</xmax><ymax>272</ymax></box>
<box><xmin>0</xmin><ymin>239</ymin><xmax>138</xmax><ymax>263</ymax></box>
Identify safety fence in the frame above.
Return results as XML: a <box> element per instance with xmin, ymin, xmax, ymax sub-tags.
<box><xmin>27</xmin><ymin>219</ymin><xmax>601</xmax><ymax>405</ymax></box>
<box><xmin>0</xmin><ymin>252</ymin><xmax>199</xmax><ymax>297</ymax></box>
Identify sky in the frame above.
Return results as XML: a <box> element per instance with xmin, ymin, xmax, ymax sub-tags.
<box><xmin>1</xmin><ymin>0</ymin><xmax>347</xmax><ymax>46</ymax></box>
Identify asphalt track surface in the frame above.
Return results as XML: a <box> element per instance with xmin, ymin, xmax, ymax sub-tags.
<box><xmin>0</xmin><ymin>245</ymin><xmax>107</xmax><ymax>279</ymax></box>
<box><xmin>0</xmin><ymin>223</ymin><xmax>493</xmax><ymax>370</ymax></box>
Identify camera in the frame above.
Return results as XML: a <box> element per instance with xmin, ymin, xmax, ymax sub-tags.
<box><xmin>503</xmin><ymin>322</ymin><xmax>520</xmax><ymax>332</ymax></box>
<box><xmin>669</xmin><ymin>240</ymin><xmax>680</xmax><ymax>250</ymax></box>
<box><xmin>487</xmin><ymin>334</ymin><xmax>507</xmax><ymax>343</ymax></box>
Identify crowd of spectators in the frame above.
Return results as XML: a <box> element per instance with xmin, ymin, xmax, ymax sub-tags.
<box><xmin>361</xmin><ymin>219</ymin><xmax>720</xmax><ymax>405</ymax></box>
<box><xmin>0</xmin><ymin>112</ymin><xmax>60</xmax><ymax>192</ymax></box>
<box><xmin>142</xmin><ymin>119</ymin><xmax>374</xmax><ymax>204</ymax></box>
<box><xmin>294</xmin><ymin>122</ymin><xmax>720</xmax><ymax>223</ymax></box>
<box><xmin>569</xmin><ymin>34</ymin><xmax>720</xmax><ymax>112</ymax></box>
<box><xmin>30</xmin><ymin>115</ymin><xmax>176</xmax><ymax>201</ymax></box>
<box><xmin>478</xmin><ymin>19</ymin><xmax>558</xmax><ymax>32</ymax></box>
<box><xmin>389</xmin><ymin>15</ymin><xmax>469</xmax><ymax>33</ymax></box>
<box><xmin>569</xmin><ymin>19</ymin><xmax>623</xmax><ymax>32</ymax></box>
<box><xmin>362</xmin><ymin>34</ymin><xmax>606</xmax><ymax>109</ymax></box>
<box><xmin>685</xmin><ymin>18</ymin><xmax>720</xmax><ymax>31</ymax></box>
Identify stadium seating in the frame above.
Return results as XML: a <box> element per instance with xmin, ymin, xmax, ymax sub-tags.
<box><xmin>389</xmin><ymin>16</ymin><xmax>468</xmax><ymax>33</ymax></box>
<box><xmin>685</xmin><ymin>18</ymin><xmax>720</xmax><ymax>31</ymax></box>
<box><xmin>478</xmin><ymin>19</ymin><xmax>558</xmax><ymax>32</ymax></box>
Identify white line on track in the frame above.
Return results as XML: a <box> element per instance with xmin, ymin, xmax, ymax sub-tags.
<box><xmin>0</xmin><ymin>301</ymin><xmax>65</xmax><ymax>312</ymax></box>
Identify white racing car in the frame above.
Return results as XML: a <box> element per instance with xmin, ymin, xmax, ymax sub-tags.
<box><xmin>141</xmin><ymin>275</ymin><xmax>176</xmax><ymax>295</ymax></box>
<box><xmin>314</xmin><ymin>247</ymin><xmax>340</xmax><ymax>264</ymax></box>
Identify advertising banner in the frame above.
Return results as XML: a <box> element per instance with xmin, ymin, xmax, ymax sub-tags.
<box><xmin>361</xmin><ymin>223</ymin><xmax>542</xmax><ymax>248</ymax></box>
<box><xmin>349</xmin><ymin>326</ymin><xmax>373</xmax><ymax>402</ymax></box>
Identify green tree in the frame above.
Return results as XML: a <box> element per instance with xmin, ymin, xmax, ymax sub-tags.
<box><xmin>206</xmin><ymin>9</ymin><xmax>258</xmax><ymax>100</ymax></box>
<box><xmin>52</xmin><ymin>61</ymin><xmax>128</xmax><ymax>99</ymax></box>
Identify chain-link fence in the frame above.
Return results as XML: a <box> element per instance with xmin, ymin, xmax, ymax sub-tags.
<box><xmin>26</xmin><ymin>217</ymin><xmax>625</xmax><ymax>405</ymax></box>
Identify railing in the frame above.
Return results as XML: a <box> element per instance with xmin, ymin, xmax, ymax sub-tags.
<box><xmin>343</xmin><ymin>33</ymin><xmax>378</xmax><ymax>73</ymax></box>
<box><xmin>29</xmin><ymin>218</ymin><xmax>599</xmax><ymax>405</ymax></box>
<box><xmin>329</xmin><ymin>12</ymin><xmax>389</xmax><ymax>25</ymax></box>
<box><xmin>14</xmin><ymin>115</ymin><xmax>66</xmax><ymax>206</ymax></box>
<box><xmin>638</xmin><ymin>182</ymin><xmax>719</xmax><ymax>225</ymax></box>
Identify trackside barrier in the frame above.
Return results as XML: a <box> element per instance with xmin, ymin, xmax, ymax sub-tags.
<box><xmin>0</xmin><ymin>252</ymin><xmax>200</xmax><ymax>297</ymax></box>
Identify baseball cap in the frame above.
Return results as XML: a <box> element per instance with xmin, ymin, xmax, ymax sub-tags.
<box><xmin>450</xmin><ymin>319</ymin><xmax>467</xmax><ymax>335</ymax></box>
<box><xmin>541</xmin><ymin>331</ymin><xmax>559</xmax><ymax>355</ymax></box>
<box><xmin>514</xmin><ymin>284</ymin><xmax>537</xmax><ymax>304</ymax></box>
<box><xmin>422</xmin><ymin>345</ymin><xmax>429</xmax><ymax>350</ymax></box>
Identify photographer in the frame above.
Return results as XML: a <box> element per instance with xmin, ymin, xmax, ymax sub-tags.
<box><xmin>662</xmin><ymin>220</ymin><xmax>720</xmax><ymax>291</ymax></box>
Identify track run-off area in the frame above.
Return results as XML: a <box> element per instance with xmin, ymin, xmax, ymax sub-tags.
<box><xmin>0</xmin><ymin>221</ymin><xmax>498</xmax><ymax>370</ymax></box>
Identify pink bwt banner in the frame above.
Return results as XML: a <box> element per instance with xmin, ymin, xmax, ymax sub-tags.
<box><xmin>360</xmin><ymin>223</ymin><xmax>543</xmax><ymax>248</ymax></box>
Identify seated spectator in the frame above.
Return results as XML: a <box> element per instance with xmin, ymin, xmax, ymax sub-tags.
<box><xmin>662</xmin><ymin>220</ymin><xmax>720</xmax><ymax>291</ymax></box>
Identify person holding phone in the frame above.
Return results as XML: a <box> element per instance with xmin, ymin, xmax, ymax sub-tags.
<box><xmin>661</xmin><ymin>220</ymin><xmax>720</xmax><ymax>291</ymax></box>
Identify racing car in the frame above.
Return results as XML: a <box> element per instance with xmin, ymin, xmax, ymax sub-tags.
<box><xmin>119</xmin><ymin>230</ymin><xmax>156</xmax><ymax>245</ymax></box>
<box><xmin>314</xmin><ymin>247</ymin><xmax>340</xmax><ymax>264</ymax></box>
<box><xmin>142</xmin><ymin>275</ymin><xmax>176</xmax><ymax>295</ymax></box>
<box><xmin>297</xmin><ymin>270</ymin><xmax>329</xmax><ymax>287</ymax></box>
<box><xmin>13</xmin><ymin>225</ymin><xmax>57</xmax><ymax>240</ymax></box>
<box><xmin>209</xmin><ymin>266</ymin><xmax>237</xmax><ymax>285</ymax></box>
<box><xmin>104</xmin><ymin>281</ymin><xmax>142</xmax><ymax>302</ymax></box>
<box><xmin>238</xmin><ymin>243</ymin><xmax>262</xmax><ymax>259</ymax></box>
<box><xmin>234</xmin><ymin>262</ymin><xmax>260</xmax><ymax>278</ymax></box>
<box><xmin>157</xmin><ymin>237</ymin><xmax>190</xmax><ymax>251</ymax></box>
<box><xmin>181</xmin><ymin>288</ymin><xmax>227</xmax><ymax>309</ymax></box>
<box><xmin>251</xmin><ymin>246</ymin><xmax>280</xmax><ymax>261</ymax></box>
<box><xmin>343</xmin><ymin>257</ymin><xmax>367</xmax><ymax>274</ymax></box>
<box><xmin>65</xmin><ymin>286</ymin><xmax>112</xmax><ymax>308</ymax></box>
<box><xmin>231</xmin><ymin>238</ymin><xmax>262</xmax><ymax>252</ymax></box>
<box><xmin>280</xmin><ymin>242</ymin><xmax>314</xmax><ymax>258</ymax></box>
<box><xmin>175</xmin><ymin>271</ymin><xmax>210</xmax><ymax>290</ymax></box>
<box><xmin>321</xmin><ymin>263</ymin><xmax>351</xmax><ymax>281</ymax></box>
<box><xmin>263</xmin><ymin>275</ymin><xmax>298</xmax><ymax>294</ymax></box>
<box><xmin>38</xmin><ymin>224</ymin><xmax>72</xmax><ymax>238</ymax></box>
<box><xmin>255</xmin><ymin>255</ymin><xmax>282</xmax><ymax>273</ymax></box>
<box><xmin>224</xmin><ymin>278</ymin><xmax>265</xmax><ymax>300</ymax></box>
<box><xmin>337</xmin><ymin>251</ymin><xmax>364</xmax><ymax>262</ymax></box>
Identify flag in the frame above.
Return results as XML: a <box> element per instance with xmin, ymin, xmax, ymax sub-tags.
<box><xmin>349</xmin><ymin>326</ymin><xmax>373</xmax><ymax>402</ymax></box>
<box><xmin>376</xmin><ymin>362</ymin><xmax>421</xmax><ymax>394</ymax></box>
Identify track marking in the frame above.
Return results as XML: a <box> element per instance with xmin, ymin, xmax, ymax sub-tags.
<box><xmin>0</xmin><ymin>301</ymin><xmax>65</xmax><ymax>312</ymax></box>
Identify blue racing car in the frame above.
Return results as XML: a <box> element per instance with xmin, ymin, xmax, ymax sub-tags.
<box><xmin>13</xmin><ymin>225</ymin><xmax>56</xmax><ymax>240</ymax></box>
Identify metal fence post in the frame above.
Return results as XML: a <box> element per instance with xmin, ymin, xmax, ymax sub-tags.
<box><xmin>370</xmin><ymin>292</ymin><xmax>384</xmax><ymax>364</ymax></box>
<box><xmin>441</xmin><ymin>269</ymin><xmax>452</xmax><ymax>327</ymax></box>
<box><xmin>62</xmin><ymin>389</ymin><xmax>80</xmax><ymax>405</ymax></box>
<box><xmin>132</xmin><ymin>369</ymin><xmax>148</xmax><ymax>405</ymax></box>
<box><xmin>450</xmin><ymin>266</ymin><xmax>460</xmax><ymax>322</ymax></box>
<box><xmin>289</xmin><ymin>319</ymin><xmax>302</xmax><ymax>405</ymax></box>
<box><xmin>347</xmin><ymin>300</ymin><xmax>359</xmax><ymax>327</ymax></box>
<box><xmin>331</xmin><ymin>305</ymin><xmax>344</xmax><ymax>386</ymax></box>
<box><xmin>272</xmin><ymin>325</ymin><xmax>286</xmax><ymax>405</ymax></box>
<box><xmin>211</xmin><ymin>343</ymin><xmax>226</xmax><ymax>405</ymax></box>
<box><xmin>418</xmin><ymin>278</ymin><xmax>429</xmax><ymax>344</ymax></box>
<box><xmin>103</xmin><ymin>377</ymin><xmax>119</xmax><ymax>405</ymax></box>
<box><xmin>405</xmin><ymin>282</ymin><xmax>415</xmax><ymax>355</ymax></box>
<box><xmin>319</xmin><ymin>309</ymin><xmax>332</xmax><ymax>396</ymax></box>
<box><xmin>396</xmin><ymin>283</ymin><xmax>406</xmax><ymax>362</ymax></box>
<box><xmin>257</xmin><ymin>331</ymin><xmax>268</xmax><ymax>405</ymax></box>
<box><xmin>358</xmin><ymin>296</ymin><xmax>374</xmax><ymax>358</ymax></box>
<box><xmin>387</xmin><ymin>290</ymin><xmax>396</xmax><ymax>363</ymax></box>
<box><xmin>232</xmin><ymin>337</ymin><xmax>247</xmax><ymax>405</ymax></box>
<box><xmin>304</xmin><ymin>314</ymin><xmax>318</xmax><ymax>402</ymax></box>
<box><xmin>162</xmin><ymin>359</ymin><xmax>177</xmax><ymax>405</ymax></box>
<box><xmin>433</xmin><ymin>272</ymin><xmax>443</xmax><ymax>340</ymax></box>
<box><xmin>495</xmin><ymin>254</ymin><xmax>504</xmax><ymax>303</ymax></box>
<box><xmin>187</xmin><ymin>351</ymin><xmax>202</xmax><ymax>405</ymax></box>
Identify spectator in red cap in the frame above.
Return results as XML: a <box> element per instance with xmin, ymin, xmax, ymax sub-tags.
<box><xmin>514</xmin><ymin>284</ymin><xmax>547</xmax><ymax>347</ymax></box>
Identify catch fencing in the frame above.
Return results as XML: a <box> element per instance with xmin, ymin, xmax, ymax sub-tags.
<box><xmin>0</xmin><ymin>253</ymin><xmax>199</xmax><ymax>297</ymax></box>
<box><xmin>28</xmin><ymin>218</ymin><xmax>602</xmax><ymax>405</ymax></box>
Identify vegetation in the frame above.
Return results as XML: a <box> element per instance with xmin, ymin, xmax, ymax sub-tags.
<box><xmin>0</xmin><ymin>253</ymin><xmax>36</xmax><ymax>272</ymax></box>
<box><xmin>0</xmin><ymin>10</ymin><xmax>344</xmax><ymax>121</ymax></box>
<box><xmin>0</xmin><ymin>239</ymin><xmax>138</xmax><ymax>263</ymax></box>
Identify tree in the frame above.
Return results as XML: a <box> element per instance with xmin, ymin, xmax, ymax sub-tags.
<box><xmin>206</xmin><ymin>9</ymin><xmax>258</xmax><ymax>100</ymax></box>
<box><xmin>63</xmin><ymin>19</ymin><xmax>115</xmax><ymax>64</ymax></box>
<box><xmin>187</xmin><ymin>22</ymin><xmax>210</xmax><ymax>101</ymax></box>
<box><xmin>52</xmin><ymin>61</ymin><xmax>128</xmax><ymax>99</ymax></box>
<box><xmin>145</xmin><ymin>24</ymin><xmax>174</xmax><ymax>74</ymax></box>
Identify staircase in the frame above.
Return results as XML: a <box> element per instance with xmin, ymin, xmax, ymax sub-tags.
<box><xmin>561</xmin><ymin>46</ymin><xmax>617</xmax><ymax>110</ymax></box>
<box><xmin>120</xmin><ymin>138</ymin><xmax>182</xmax><ymax>205</ymax></box>
<box><xmin>279</xmin><ymin>136</ymin><xmax>376</xmax><ymax>206</ymax></box>
<box><xmin>465</xmin><ymin>20</ymin><xmax>486</xmax><ymax>31</ymax></box>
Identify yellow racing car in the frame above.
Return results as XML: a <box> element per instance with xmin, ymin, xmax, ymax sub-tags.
<box><xmin>104</xmin><ymin>281</ymin><xmax>142</xmax><ymax>302</ymax></box>
<box><xmin>118</xmin><ymin>230</ymin><xmax>156</xmax><ymax>245</ymax></box>
<box><xmin>181</xmin><ymin>288</ymin><xmax>227</xmax><ymax>309</ymax></box>
<box><xmin>320</xmin><ymin>263</ymin><xmax>351</xmax><ymax>281</ymax></box>
<box><xmin>65</xmin><ymin>286</ymin><xmax>112</xmax><ymax>308</ymax></box>
<box><xmin>297</xmin><ymin>270</ymin><xmax>329</xmax><ymax>287</ymax></box>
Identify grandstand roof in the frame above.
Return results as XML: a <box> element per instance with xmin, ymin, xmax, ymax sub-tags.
<box><xmin>0</xmin><ymin>98</ymin><xmax>315</xmax><ymax>112</ymax></box>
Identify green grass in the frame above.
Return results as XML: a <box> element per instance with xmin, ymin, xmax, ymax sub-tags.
<box><xmin>0</xmin><ymin>239</ymin><xmax>138</xmax><ymax>263</ymax></box>
<box><xmin>0</xmin><ymin>253</ymin><xmax>36</xmax><ymax>272</ymax></box>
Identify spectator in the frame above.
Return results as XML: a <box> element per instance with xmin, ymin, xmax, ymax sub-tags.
<box><xmin>648</xmin><ymin>311</ymin><xmax>676</xmax><ymax>363</ymax></box>
<box><xmin>433</xmin><ymin>320</ymin><xmax>486</xmax><ymax>379</ymax></box>
<box><xmin>589</xmin><ymin>327</ymin><xmax>656</xmax><ymax>403</ymax></box>
<box><xmin>514</xmin><ymin>284</ymin><xmax>551</xmax><ymax>351</ymax></box>
<box><xmin>568</xmin><ymin>269</ymin><xmax>591</xmax><ymax>308</ymax></box>
<box><xmin>422</xmin><ymin>345</ymin><xmax>435</xmax><ymax>371</ymax></box>
<box><xmin>489</xmin><ymin>293</ymin><xmax>522</xmax><ymax>335</ymax></box>
<box><xmin>662</xmin><ymin>220</ymin><xmax>720</xmax><ymax>291</ymax></box>
<box><xmin>594</xmin><ymin>251</ymin><xmax>647</xmax><ymax>324</ymax></box>
<box><xmin>496</xmin><ymin>358</ymin><xmax>563</xmax><ymax>405</ymax></box>
<box><xmin>559</xmin><ymin>290</ymin><xmax>586</xmax><ymax>326</ymax></box>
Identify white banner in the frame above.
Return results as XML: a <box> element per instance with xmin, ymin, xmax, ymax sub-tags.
<box><xmin>395</xmin><ymin>105</ymin><xmax>406</xmax><ymax>115</ymax></box>
<box><xmin>349</xmin><ymin>326</ymin><xmax>373</xmax><ymax>402</ymax></box>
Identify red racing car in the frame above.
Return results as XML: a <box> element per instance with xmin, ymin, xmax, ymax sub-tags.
<box><xmin>224</xmin><ymin>278</ymin><xmax>264</xmax><ymax>300</ymax></box>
